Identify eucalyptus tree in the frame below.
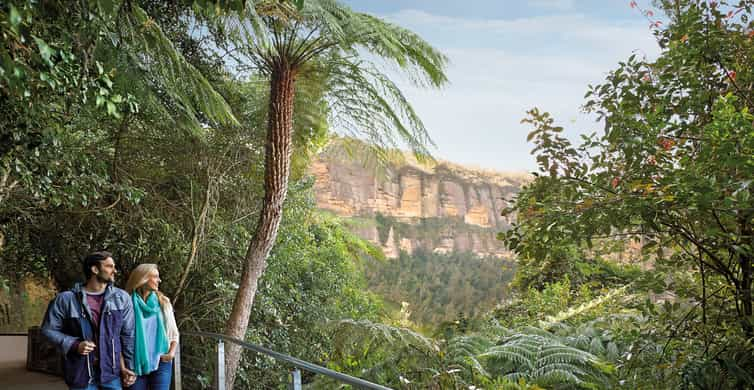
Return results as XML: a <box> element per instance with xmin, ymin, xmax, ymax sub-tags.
<box><xmin>216</xmin><ymin>0</ymin><xmax>448</xmax><ymax>386</ymax></box>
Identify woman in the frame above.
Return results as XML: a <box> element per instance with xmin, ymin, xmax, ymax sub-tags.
<box><xmin>125</xmin><ymin>264</ymin><xmax>179</xmax><ymax>390</ymax></box>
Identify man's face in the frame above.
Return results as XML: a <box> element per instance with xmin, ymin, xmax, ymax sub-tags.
<box><xmin>93</xmin><ymin>257</ymin><xmax>117</xmax><ymax>283</ymax></box>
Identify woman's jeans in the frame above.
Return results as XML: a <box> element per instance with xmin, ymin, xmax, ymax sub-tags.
<box><xmin>128</xmin><ymin>361</ymin><xmax>173</xmax><ymax>390</ymax></box>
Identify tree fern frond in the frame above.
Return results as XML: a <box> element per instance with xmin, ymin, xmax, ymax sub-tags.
<box><xmin>536</xmin><ymin>368</ymin><xmax>585</xmax><ymax>386</ymax></box>
<box><xmin>330</xmin><ymin>318</ymin><xmax>437</xmax><ymax>356</ymax></box>
<box><xmin>589</xmin><ymin>336</ymin><xmax>606</xmax><ymax>356</ymax></box>
<box><xmin>481</xmin><ymin>326</ymin><xmax>610</xmax><ymax>388</ymax></box>
<box><xmin>502</xmin><ymin>371</ymin><xmax>530</xmax><ymax>382</ymax></box>
<box><xmin>532</xmin><ymin>362</ymin><xmax>588</xmax><ymax>377</ymax></box>
<box><xmin>326</xmin><ymin>57</ymin><xmax>434</xmax><ymax>161</ymax></box>
<box><xmin>480</xmin><ymin>348</ymin><xmax>535</xmax><ymax>371</ymax></box>
<box><xmin>536</xmin><ymin>352</ymin><xmax>594</xmax><ymax>367</ymax></box>
<box><xmin>117</xmin><ymin>4</ymin><xmax>238</xmax><ymax>132</ymax></box>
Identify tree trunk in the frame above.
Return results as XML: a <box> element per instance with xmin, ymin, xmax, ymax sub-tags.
<box><xmin>223</xmin><ymin>61</ymin><xmax>297</xmax><ymax>389</ymax></box>
<box><xmin>741</xmin><ymin>254</ymin><xmax>753</xmax><ymax>339</ymax></box>
<box><xmin>738</xmin><ymin>214</ymin><xmax>753</xmax><ymax>339</ymax></box>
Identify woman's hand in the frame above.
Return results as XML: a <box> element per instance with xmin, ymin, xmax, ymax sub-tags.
<box><xmin>160</xmin><ymin>353</ymin><xmax>175</xmax><ymax>362</ymax></box>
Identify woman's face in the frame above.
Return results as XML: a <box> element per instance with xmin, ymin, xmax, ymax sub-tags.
<box><xmin>146</xmin><ymin>269</ymin><xmax>161</xmax><ymax>292</ymax></box>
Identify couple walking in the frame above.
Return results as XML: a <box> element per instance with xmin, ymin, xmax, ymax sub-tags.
<box><xmin>40</xmin><ymin>251</ymin><xmax>179</xmax><ymax>390</ymax></box>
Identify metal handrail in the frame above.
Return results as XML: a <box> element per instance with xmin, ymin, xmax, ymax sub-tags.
<box><xmin>178</xmin><ymin>330</ymin><xmax>392</xmax><ymax>390</ymax></box>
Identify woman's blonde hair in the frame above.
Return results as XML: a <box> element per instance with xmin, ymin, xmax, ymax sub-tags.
<box><xmin>125</xmin><ymin>263</ymin><xmax>169</xmax><ymax>307</ymax></box>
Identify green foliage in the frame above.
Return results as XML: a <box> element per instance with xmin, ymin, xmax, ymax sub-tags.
<box><xmin>0</xmin><ymin>1</ymin><xmax>385</xmax><ymax>388</ymax></box>
<box><xmin>325</xmin><ymin>318</ymin><xmax>440</xmax><ymax>388</ymax></box>
<box><xmin>214</xmin><ymin>0</ymin><xmax>448</xmax><ymax>161</ymax></box>
<box><xmin>324</xmin><ymin>315</ymin><xmax>617</xmax><ymax>389</ymax></box>
<box><xmin>480</xmin><ymin>331</ymin><xmax>611</xmax><ymax>389</ymax></box>
<box><xmin>177</xmin><ymin>184</ymin><xmax>383</xmax><ymax>389</ymax></box>
<box><xmin>511</xmin><ymin>242</ymin><xmax>641</xmax><ymax>292</ymax></box>
<box><xmin>500</xmin><ymin>7</ymin><xmax>754</xmax><ymax>384</ymax></box>
<box><xmin>366</xmin><ymin>249</ymin><xmax>516</xmax><ymax>327</ymax></box>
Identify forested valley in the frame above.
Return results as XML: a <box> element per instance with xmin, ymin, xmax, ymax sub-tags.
<box><xmin>2</xmin><ymin>1</ymin><xmax>753</xmax><ymax>389</ymax></box>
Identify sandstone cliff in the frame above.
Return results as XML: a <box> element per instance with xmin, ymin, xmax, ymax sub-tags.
<box><xmin>311</xmin><ymin>145</ymin><xmax>530</xmax><ymax>259</ymax></box>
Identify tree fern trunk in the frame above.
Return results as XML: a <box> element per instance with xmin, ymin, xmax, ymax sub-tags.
<box><xmin>224</xmin><ymin>61</ymin><xmax>297</xmax><ymax>389</ymax></box>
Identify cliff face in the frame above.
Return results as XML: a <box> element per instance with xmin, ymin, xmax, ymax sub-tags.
<box><xmin>311</xmin><ymin>149</ymin><xmax>530</xmax><ymax>258</ymax></box>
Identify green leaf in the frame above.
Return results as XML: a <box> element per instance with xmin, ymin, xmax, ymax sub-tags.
<box><xmin>33</xmin><ymin>36</ymin><xmax>56</xmax><ymax>65</ymax></box>
<box><xmin>9</xmin><ymin>5</ymin><xmax>22</xmax><ymax>30</ymax></box>
<box><xmin>106</xmin><ymin>101</ymin><xmax>119</xmax><ymax>117</ymax></box>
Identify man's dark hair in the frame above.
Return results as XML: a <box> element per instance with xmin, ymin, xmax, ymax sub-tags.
<box><xmin>83</xmin><ymin>251</ymin><xmax>113</xmax><ymax>279</ymax></box>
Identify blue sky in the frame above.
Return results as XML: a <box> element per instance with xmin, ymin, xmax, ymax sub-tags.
<box><xmin>341</xmin><ymin>0</ymin><xmax>662</xmax><ymax>172</ymax></box>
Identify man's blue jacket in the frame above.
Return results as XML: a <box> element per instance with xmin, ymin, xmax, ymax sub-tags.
<box><xmin>41</xmin><ymin>282</ymin><xmax>134</xmax><ymax>387</ymax></box>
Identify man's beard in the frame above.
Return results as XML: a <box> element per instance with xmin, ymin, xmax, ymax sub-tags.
<box><xmin>95</xmin><ymin>273</ymin><xmax>112</xmax><ymax>284</ymax></box>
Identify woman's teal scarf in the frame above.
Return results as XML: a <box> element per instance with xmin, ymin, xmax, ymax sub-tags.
<box><xmin>132</xmin><ymin>291</ymin><xmax>169</xmax><ymax>375</ymax></box>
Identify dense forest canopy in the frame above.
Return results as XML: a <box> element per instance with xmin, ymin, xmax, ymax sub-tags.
<box><xmin>2</xmin><ymin>0</ymin><xmax>754</xmax><ymax>389</ymax></box>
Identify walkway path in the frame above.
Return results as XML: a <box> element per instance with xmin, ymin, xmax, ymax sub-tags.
<box><xmin>0</xmin><ymin>334</ymin><xmax>66</xmax><ymax>390</ymax></box>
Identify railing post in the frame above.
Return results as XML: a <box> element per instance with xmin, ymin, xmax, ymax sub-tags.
<box><xmin>289</xmin><ymin>368</ymin><xmax>302</xmax><ymax>390</ymax></box>
<box><xmin>173</xmin><ymin>342</ymin><xmax>181</xmax><ymax>390</ymax></box>
<box><xmin>216</xmin><ymin>340</ymin><xmax>225</xmax><ymax>390</ymax></box>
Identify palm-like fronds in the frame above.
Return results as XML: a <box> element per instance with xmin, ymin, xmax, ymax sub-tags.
<box><xmin>445</xmin><ymin>335</ymin><xmax>494</xmax><ymax>379</ymax></box>
<box><xmin>114</xmin><ymin>3</ymin><xmax>238</xmax><ymax>132</ymax></box>
<box><xmin>480</xmin><ymin>331</ymin><xmax>611</xmax><ymax>389</ymax></box>
<box><xmin>331</xmin><ymin>318</ymin><xmax>437</xmax><ymax>356</ymax></box>
<box><xmin>325</xmin><ymin>319</ymin><xmax>438</xmax><ymax>386</ymax></box>
<box><xmin>216</xmin><ymin>0</ymin><xmax>447</xmax><ymax>160</ymax></box>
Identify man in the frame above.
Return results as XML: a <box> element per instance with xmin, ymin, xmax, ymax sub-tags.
<box><xmin>41</xmin><ymin>251</ymin><xmax>137</xmax><ymax>389</ymax></box>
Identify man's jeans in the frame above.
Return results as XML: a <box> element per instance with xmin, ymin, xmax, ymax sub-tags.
<box><xmin>69</xmin><ymin>367</ymin><xmax>122</xmax><ymax>390</ymax></box>
<box><xmin>128</xmin><ymin>361</ymin><xmax>173</xmax><ymax>390</ymax></box>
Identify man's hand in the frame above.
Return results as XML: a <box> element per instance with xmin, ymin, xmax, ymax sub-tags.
<box><xmin>159</xmin><ymin>353</ymin><xmax>175</xmax><ymax>362</ymax></box>
<box><xmin>121</xmin><ymin>367</ymin><xmax>137</xmax><ymax>387</ymax></box>
<box><xmin>77</xmin><ymin>341</ymin><xmax>96</xmax><ymax>355</ymax></box>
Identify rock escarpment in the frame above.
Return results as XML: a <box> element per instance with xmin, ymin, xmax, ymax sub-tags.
<box><xmin>311</xmin><ymin>147</ymin><xmax>530</xmax><ymax>259</ymax></box>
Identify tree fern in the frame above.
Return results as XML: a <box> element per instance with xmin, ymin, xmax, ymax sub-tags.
<box><xmin>215</xmin><ymin>0</ymin><xmax>447</xmax><ymax>161</ymax></box>
<box><xmin>481</xmin><ymin>331</ymin><xmax>611</xmax><ymax>389</ymax></box>
<box><xmin>212</xmin><ymin>1</ymin><xmax>448</xmax><ymax>386</ymax></box>
<box><xmin>331</xmin><ymin>318</ymin><xmax>437</xmax><ymax>355</ymax></box>
<box><xmin>444</xmin><ymin>335</ymin><xmax>494</xmax><ymax>379</ymax></box>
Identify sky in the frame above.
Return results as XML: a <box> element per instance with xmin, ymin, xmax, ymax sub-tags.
<box><xmin>341</xmin><ymin>0</ymin><xmax>662</xmax><ymax>172</ymax></box>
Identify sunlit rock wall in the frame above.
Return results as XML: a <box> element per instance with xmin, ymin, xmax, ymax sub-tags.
<box><xmin>310</xmin><ymin>146</ymin><xmax>530</xmax><ymax>259</ymax></box>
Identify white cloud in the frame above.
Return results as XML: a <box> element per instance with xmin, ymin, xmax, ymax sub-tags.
<box><xmin>361</xmin><ymin>10</ymin><xmax>662</xmax><ymax>171</ymax></box>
